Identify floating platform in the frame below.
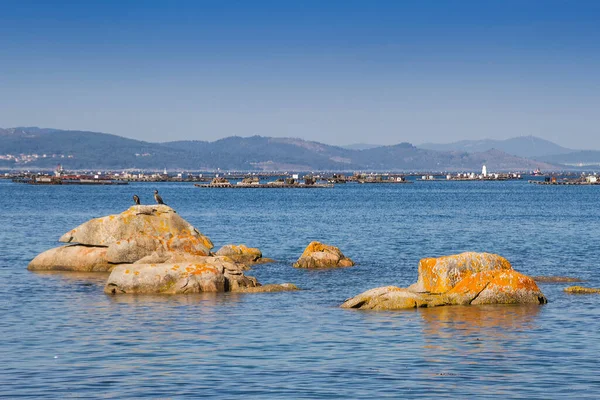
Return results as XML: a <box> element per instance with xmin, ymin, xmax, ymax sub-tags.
<box><xmin>195</xmin><ymin>183</ymin><xmax>333</xmax><ymax>189</ymax></box>
<box><xmin>528</xmin><ymin>180</ymin><xmax>600</xmax><ymax>186</ymax></box>
<box><xmin>358</xmin><ymin>180</ymin><xmax>412</xmax><ymax>184</ymax></box>
<box><xmin>13</xmin><ymin>178</ymin><xmax>128</xmax><ymax>185</ymax></box>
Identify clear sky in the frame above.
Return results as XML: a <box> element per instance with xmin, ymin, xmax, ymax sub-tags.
<box><xmin>1</xmin><ymin>0</ymin><xmax>599</xmax><ymax>148</ymax></box>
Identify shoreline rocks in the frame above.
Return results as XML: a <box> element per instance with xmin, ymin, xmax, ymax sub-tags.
<box><xmin>293</xmin><ymin>241</ymin><xmax>354</xmax><ymax>268</ymax></box>
<box><xmin>342</xmin><ymin>252</ymin><xmax>547</xmax><ymax>310</ymax></box>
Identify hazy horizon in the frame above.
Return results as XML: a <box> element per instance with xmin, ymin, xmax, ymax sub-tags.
<box><xmin>1</xmin><ymin>1</ymin><xmax>599</xmax><ymax>148</ymax></box>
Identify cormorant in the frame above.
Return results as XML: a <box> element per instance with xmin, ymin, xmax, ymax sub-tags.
<box><xmin>154</xmin><ymin>190</ymin><xmax>165</xmax><ymax>205</ymax></box>
<box><xmin>133</xmin><ymin>194</ymin><xmax>141</xmax><ymax>205</ymax></box>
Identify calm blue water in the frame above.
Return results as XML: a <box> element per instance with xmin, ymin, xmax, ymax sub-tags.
<box><xmin>1</xmin><ymin>178</ymin><xmax>599</xmax><ymax>398</ymax></box>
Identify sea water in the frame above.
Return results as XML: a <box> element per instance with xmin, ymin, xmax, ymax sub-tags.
<box><xmin>1</xmin><ymin>178</ymin><xmax>599</xmax><ymax>398</ymax></box>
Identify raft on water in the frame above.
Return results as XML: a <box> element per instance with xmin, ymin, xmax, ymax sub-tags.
<box><xmin>195</xmin><ymin>177</ymin><xmax>333</xmax><ymax>188</ymax></box>
<box><xmin>195</xmin><ymin>182</ymin><xmax>333</xmax><ymax>189</ymax></box>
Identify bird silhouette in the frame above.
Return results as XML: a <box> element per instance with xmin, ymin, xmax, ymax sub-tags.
<box><xmin>154</xmin><ymin>190</ymin><xmax>165</xmax><ymax>205</ymax></box>
<box><xmin>133</xmin><ymin>194</ymin><xmax>141</xmax><ymax>205</ymax></box>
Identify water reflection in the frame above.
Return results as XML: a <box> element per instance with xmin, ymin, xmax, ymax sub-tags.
<box><xmin>419</xmin><ymin>305</ymin><xmax>541</xmax><ymax>365</ymax></box>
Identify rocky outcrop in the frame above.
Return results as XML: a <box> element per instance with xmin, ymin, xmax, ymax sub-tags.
<box><xmin>30</xmin><ymin>205</ymin><xmax>298</xmax><ymax>295</ymax></box>
<box><xmin>293</xmin><ymin>241</ymin><xmax>354</xmax><ymax>268</ymax></box>
<box><xmin>28</xmin><ymin>245</ymin><xmax>112</xmax><ymax>272</ymax></box>
<box><xmin>29</xmin><ymin>205</ymin><xmax>213</xmax><ymax>272</ymax></box>
<box><xmin>215</xmin><ymin>244</ymin><xmax>273</xmax><ymax>264</ymax></box>
<box><xmin>342</xmin><ymin>252</ymin><xmax>547</xmax><ymax>310</ymax></box>
<box><xmin>564</xmin><ymin>286</ymin><xmax>600</xmax><ymax>294</ymax></box>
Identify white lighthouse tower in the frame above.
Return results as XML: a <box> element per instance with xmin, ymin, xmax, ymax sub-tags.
<box><xmin>482</xmin><ymin>165</ymin><xmax>487</xmax><ymax>177</ymax></box>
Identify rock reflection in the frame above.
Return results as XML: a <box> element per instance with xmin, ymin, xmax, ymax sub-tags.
<box><xmin>420</xmin><ymin>305</ymin><xmax>541</xmax><ymax>363</ymax></box>
<box><xmin>106</xmin><ymin>291</ymin><xmax>243</xmax><ymax>307</ymax></box>
<box><xmin>30</xmin><ymin>270</ymin><xmax>109</xmax><ymax>285</ymax></box>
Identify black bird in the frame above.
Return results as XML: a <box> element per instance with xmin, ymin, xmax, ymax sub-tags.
<box><xmin>154</xmin><ymin>190</ymin><xmax>165</xmax><ymax>205</ymax></box>
<box><xmin>133</xmin><ymin>194</ymin><xmax>141</xmax><ymax>205</ymax></box>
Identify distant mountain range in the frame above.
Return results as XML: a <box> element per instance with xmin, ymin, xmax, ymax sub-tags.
<box><xmin>0</xmin><ymin>127</ymin><xmax>582</xmax><ymax>171</ymax></box>
<box><xmin>420</xmin><ymin>136</ymin><xmax>574</xmax><ymax>158</ymax></box>
<box><xmin>420</xmin><ymin>136</ymin><xmax>600</xmax><ymax>167</ymax></box>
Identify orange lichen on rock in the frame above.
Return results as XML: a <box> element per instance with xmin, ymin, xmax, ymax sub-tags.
<box><xmin>188</xmin><ymin>264</ymin><xmax>220</xmax><ymax>276</ymax></box>
<box><xmin>447</xmin><ymin>270</ymin><xmax>546</xmax><ymax>305</ymax></box>
<box><xmin>342</xmin><ymin>252</ymin><xmax>547</xmax><ymax>310</ymax></box>
<box><xmin>410</xmin><ymin>252</ymin><xmax>513</xmax><ymax>294</ymax></box>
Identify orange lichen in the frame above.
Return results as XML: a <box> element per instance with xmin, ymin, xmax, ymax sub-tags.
<box><xmin>417</xmin><ymin>252</ymin><xmax>512</xmax><ymax>293</ymax></box>
<box><xmin>189</xmin><ymin>264</ymin><xmax>219</xmax><ymax>276</ymax></box>
<box><xmin>448</xmin><ymin>270</ymin><xmax>541</xmax><ymax>297</ymax></box>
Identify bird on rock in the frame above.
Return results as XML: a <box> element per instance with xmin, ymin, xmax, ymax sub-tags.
<box><xmin>154</xmin><ymin>190</ymin><xmax>165</xmax><ymax>205</ymax></box>
<box><xmin>133</xmin><ymin>194</ymin><xmax>141</xmax><ymax>205</ymax></box>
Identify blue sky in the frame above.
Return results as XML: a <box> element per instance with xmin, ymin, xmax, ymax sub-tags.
<box><xmin>0</xmin><ymin>0</ymin><xmax>599</xmax><ymax>147</ymax></box>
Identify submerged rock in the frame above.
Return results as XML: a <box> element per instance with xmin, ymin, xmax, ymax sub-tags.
<box><xmin>293</xmin><ymin>241</ymin><xmax>354</xmax><ymax>268</ymax></box>
<box><xmin>564</xmin><ymin>286</ymin><xmax>600</xmax><ymax>294</ymax></box>
<box><xmin>234</xmin><ymin>283</ymin><xmax>300</xmax><ymax>293</ymax></box>
<box><xmin>342</xmin><ymin>252</ymin><xmax>547</xmax><ymax>310</ymax></box>
<box><xmin>533</xmin><ymin>276</ymin><xmax>585</xmax><ymax>283</ymax></box>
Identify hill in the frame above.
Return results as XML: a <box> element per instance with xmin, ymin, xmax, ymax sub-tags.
<box><xmin>419</xmin><ymin>136</ymin><xmax>574</xmax><ymax>158</ymax></box>
<box><xmin>537</xmin><ymin>151</ymin><xmax>600</xmax><ymax>166</ymax></box>
<box><xmin>0</xmin><ymin>127</ymin><xmax>557</xmax><ymax>171</ymax></box>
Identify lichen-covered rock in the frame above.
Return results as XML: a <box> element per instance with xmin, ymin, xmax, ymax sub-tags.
<box><xmin>408</xmin><ymin>252</ymin><xmax>512</xmax><ymax>294</ymax></box>
<box><xmin>293</xmin><ymin>241</ymin><xmax>354</xmax><ymax>268</ymax></box>
<box><xmin>215</xmin><ymin>244</ymin><xmax>264</xmax><ymax>264</ymax></box>
<box><xmin>564</xmin><ymin>286</ymin><xmax>600</xmax><ymax>294</ymax></box>
<box><xmin>342</xmin><ymin>252</ymin><xmax>547</xmax><ymax>310</ymax></box>
<box><xmin>446</xmin><ymin>270</ymin><xmax>547</xmax><ymax>305</ymax></box>
<box><xmin>104</xmin><ymin>258</ymin><xmax>258</xmax><ymax>295</ymax></box>
<box><xmin>28</xmin><ymin>245</ymin><xmax>113</xmax><ymax>272</ymax></box>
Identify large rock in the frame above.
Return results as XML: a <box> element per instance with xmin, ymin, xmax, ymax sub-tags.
<box><xmin>342</xmin><ymin>252</ymin><xmax>547</xmax><ymax>310</ymax></box>
<box><xmin>293</xmin><ymin>241</ymin><xmax>354</xmax><ymax>268</ymax></box>
<box><xmin>104</xmin><ymin>258</ymin><xmax>258</xmax><ymax>294</ymax></box>
<box><xmin>28</xmin><ymin>245</ymin><xmax>113</xmax><ymax>272</ymax></box>
<box><xmin>408</xmin><ymin>252</ymin><xmax>512</xmax><ymax>294</ymax></box>
<box><xmin>29</xmin><ymin>205</ymin><xmax>213</xmax><ymax>272</ymax></box>
<box><xmin>60</xmin><ymin>205</ymin><xmax>212</xmax><ymax>249</ymax></box>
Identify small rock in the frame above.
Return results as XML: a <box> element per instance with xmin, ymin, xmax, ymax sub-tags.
<box><xmin>564</xmin><ymin>286</ymin><xmax>600</xmax><ymax>294</ymax></box>
<box><xmin>293</xmin><ymin>241</ymin><xmax>354</xmax><ymax>268</ymax></box>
